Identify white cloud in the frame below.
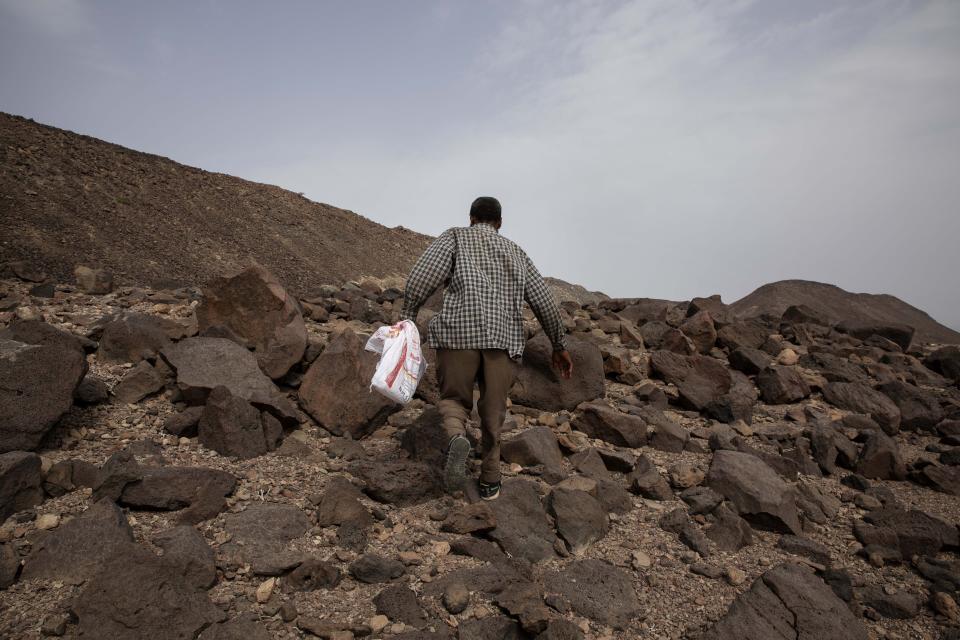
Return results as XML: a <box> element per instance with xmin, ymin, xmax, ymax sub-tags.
<box><xmin>253</xmin><ymin>0</ymin><xmax>959</xmax><ymax>327</ymax></box>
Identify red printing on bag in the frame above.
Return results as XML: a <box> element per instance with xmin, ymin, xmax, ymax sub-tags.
<box><xmin>385</xmin><ymin>341</ymin><xmax>408</xmax><ymax>389</ymax></box>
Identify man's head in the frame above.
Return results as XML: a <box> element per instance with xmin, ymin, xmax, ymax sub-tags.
<box><xmin>469</xmin><ymin>196</ymin><xmax>501</xmax><ymax>228</ymax></box>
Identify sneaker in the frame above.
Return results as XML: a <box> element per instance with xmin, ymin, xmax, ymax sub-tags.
<box><xmin>443</xmin><ymin>434</ymin><xmax>471</xmax><ymax>493</ymax></box>
<box><xmin>478</xmin><ymin>480</ymin><xmax>501</xmax><ymax>501</ymax></box>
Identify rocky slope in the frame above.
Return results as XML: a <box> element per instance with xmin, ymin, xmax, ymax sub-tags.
<box><xmin>730</xmin><ymin>280</ymin><xmax>960</xmax><ymax>346</ymax></box>
<box><xmin>0</xmin><ymin>112</ymin><xmax>432</xmax><ymax>296</ymax></box>
<box><xmin>1</xmin><ymin>266</ymin><xmax>959</xmax><ymax>639</ymax></box>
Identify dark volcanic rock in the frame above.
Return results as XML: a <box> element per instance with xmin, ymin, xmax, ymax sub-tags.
<box><xmin>0</xmin><ymin>451</ymin><xmax>43</xmax><ymax>522</ymax></box>
<box><xmin>835</xmin><ymin>320</ymin><xmax>914</xmax><ymax>351</ymax></box>
<box><xmin>511</xmin><ymin>333</ymin><xmax>605</xmax><ymax>412</ymax></box>
<box><xmin>862</xmin><ymin>507</ymin><xmax>959</xmax><ymax>557</ymax></box>
<box><xmin>73</xmin><ymin>265</ymin><xmax>113</xmax><ymax>294</ymax></box>
<box><xmin>96</xmin><ymin>312</ymin><xmax>173</xmax><ymax>363</ymax></box>
<box><xmin>199</xmin><ymin>386</ymin><xmax>277</xmax><ymax>459</ymax></box>
<box><xmin>0</xmin><ymin>338</ymin><xmax>86</xmax><ymax>453</ymax></box>
<box><xmin>707</xmin><ymin>450</ymin><xmax>802</xmax><ymax>534</ymax></box>
<box><xmin>200</xmin><ymin>615</ymin><xmax>272</xmax><ymax>640</ymax></box>
<box><xmin>856</xmin><ymin>430</ymin><xmax>907</xmax><ymax>480</ymax></box>
<box><xmin>628</xmin><ymin>454</ymin><xmax>673</xmax><ymax>501</ymax></box>
<box><xmin>287</xmin><ymin>557</ymin><xmax>342</xmax><ymax>591</ymax></box>
<box><xmin>72</xmin><ymin>544</ymin><xmax>226</xmax><ymax>640</ymax></box>
<box><xmin>877</xmin><ymin>380</ymin><xmax>943</xmax><ymax>431</ymax></box>
<box><xmin>0</xmin><ymin>543</ymin><xmax>18</xmax><ymax>588</ymax></box>
<box><xmin>315</xmin><ymin>476</ymin><xmax>373</xmax><ymax>528</ymax></box>
<box><xmin>354</xmin><ymin>460</ymin><xmax>441</xmax><ymax>506</ymax></box>
<box><xmin>118</xmin><ymin>465</ymin><xmax>236</xmax><ymax>514</ymax></box>
<box><xmin>153</xmin><ymin>525</ymin><xmax>217</xmax><ymax>590</ymax></box>
<box><xmin>441</xmin><ymin>502</ymin><xmax>496</xmax><ymax>535</ymax></box>
<box><xmin>757</xmin><ymin>365</ymin><xmax>810</xmax><ymax>404</ymax></box>
<box><xmin>705</xmin><ymin>502</ymin><xmax>753</xmax><ymax>551</ymax></box>
<box><xmin>698</xmin><ymin>562</ymin><xmax>868</xmax><ymax>640</ymax></box>
<box><xmin>74</xmin><ymin>374</ymin><xmax>110</xmax><ymax>405</ymax></box>
<box><xmin>23</xmin><ymin>500</ymin><xmax>135</xmax><ymax>585</ymax></box>
<box><xmin>573</xmin><ymin>402</ymin><xmax>648</xmax><ymax>448</ymax></box>
<box><xmin>457</xmin><ymin>616</ymin><xmax>523</xmax><ymax>640</ymax></box>
<box><xmin>161</xmin><ymin>336</ymin><xmax>297</xmax><ymax>421</ymax></box>
<box><xmin>924</xmin><ymin>345</ymin><xmax>960</xmax><ymax>385</ymax></box>
<box><xmin>374</xmin><ymin>584</ymin><xmax>427</xmax><ymax>627</ymax></box>
<box><xmin>487</xmin><ymin>479</ymin><xmax>556</xmax><ymax>563</ymax></box>
<box><xmin>502</xmin><ymin>426</ymin><xmax>563</xmax><ymax>469</ymax></box>
<box><xmin>350</xmin><ymin>553</ymin><xmax>405</xmax><ymax>583</ymax></box>
<box><xmin>299</xmin><ymin>328</ymin><xmax>398</xmax><ymax>438</ymax></box>
<box><xmin>163</xmin><ymin>406</ymin><xmax>204</xmax><ymax>437</ymax></box>
<box><xmin>822</xmin><ymin>382</ymin><xmax>901</xmax><ymax>435</ymax></box>
<box><xmin>547</xmin><ymin>487</ymin><xmax>609</xmax><ymax>554</ymax></box>
<box><xmin>112</xmin><ymin>360</ymin><xmax>167</xmax><ymax>404</ymax></box>
<box><xmin>196</xmin><ymin>263</ymin><xmax>307</xmax><ymax>379</ymax></box>
<box><xmin>728</xmin><ymin>347</ymin><xmax>772</xmax><ymax>376</ymax></box>
<box><xmin>543</xmin><ymin>559</ymin><xmax>640</xmax><ymax>630</ymax></box>
<box><xmin>680</xmin><ymin>311</ymin><xmax>717</xmax><ymax>354</ymax></box>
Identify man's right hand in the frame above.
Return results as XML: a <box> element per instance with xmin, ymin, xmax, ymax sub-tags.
<box><xmin>552</xmin><ymin>349</ymin><xmax>573</xmax><ymax>379</ymax></box>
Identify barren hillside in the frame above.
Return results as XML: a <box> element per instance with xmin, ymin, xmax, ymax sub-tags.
<box><xmin>0</xmin><ymin>112</ymin><xmax>432</xmax><ymax>296</ymax></box>
<box><xmin>731</xmin><ymin>280</ymin><xmax>960</xmax><ymax>345</ymax></box>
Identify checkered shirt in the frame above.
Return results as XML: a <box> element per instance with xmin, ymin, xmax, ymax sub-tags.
<box><xmin>400</xmin><ymin>223</ymin><xmax>566</xmax><ymax>359</ymax></box>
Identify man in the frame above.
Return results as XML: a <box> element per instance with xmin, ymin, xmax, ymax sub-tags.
<box><xmin>401</xmin><ymin>196</ymin><xmax>573</xmax><ymax>500</ymax></box>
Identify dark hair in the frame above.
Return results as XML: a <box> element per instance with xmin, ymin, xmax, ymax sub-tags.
<box><xmin>470</xmin><ymin>196</ymin><xmax>501</xmax><ymax>222</ymax></box>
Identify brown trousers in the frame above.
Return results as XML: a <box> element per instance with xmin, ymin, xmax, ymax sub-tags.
<box><xmin>436</xmin><ymin>348</ymin><xmax>516</xmax><ymax>484</ymax></box>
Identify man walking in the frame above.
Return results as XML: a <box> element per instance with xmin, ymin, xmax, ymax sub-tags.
<box><xmin>401</xmin><ymin>197</ymin><xmax>573</xmax><ymax>500</ymax></box>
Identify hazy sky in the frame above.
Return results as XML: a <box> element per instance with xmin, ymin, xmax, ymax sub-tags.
<box><xmin>2</xmin><ymin>1</ymin><xmax>958</xmax><ymax>329</ymax></box>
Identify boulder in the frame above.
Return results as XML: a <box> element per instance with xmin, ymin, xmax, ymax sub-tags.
<box><xmin>647</xmin><ymin>413</ymin><xmax>689</xmax><ymax>453</ymax></box>
<box><xmin>441</xmin><ymin>502</ymin><xmax>497</xmax><ymax>535</ymax></box>
<box><xmin>354</xmin><ymin>460</ymin><xmax>441</xmax><ymax>506</ymax></box>
<box><xmin>163</xmin><ymin>406</ymin><xmax>204</xmax><ymax>437</ymax></box>
<box><xmin>877</xmin><ymin>380</ymin><xmax>944</xmax><ymax>431</ymax></box>
<box><xmin>73</xmin><ymin>265</ymin><xmax>114</xmax><ymax>294</ymax></box>
<box><xmin>0</xmin><ymin>451</ymin><xmax>43</xmax><ymax>522</ymax></box>
<box><xmin>716</xmin><ymin>321</ymin><xmax>770</xmax><ymax>351</ymax></box>
<box><xmin>349</xmin><ymin>553</ymin><xmax>405</xmax><ymax>583</ymax></box>
<box><xmin>22</xmin><ymin>500</ymin><xmax>135</xmax><ymax>585</ymax></box>
<box><xmin>728</xmin><ymin>347</ymin><xmax>771</xmax><ymax>376</ymax></box>
<box><xmin>680</xmin><ymin>311</ymin><xmax>717</xmax><ymax>354</ymax></box>
<box><xmin>0</xmin><ymin>543</ymin><xmax>18</xmax><ymax>588</ymax></box>
<box><xmin>822</xmin><ymin>382</ymin><xmax>901</xmax><ymax>435</ymax></box>
<box><xmin>627</xmin><ymin>454</ymin><xmax>672</xmax><ymax>501</ymax></box>
<box><xmin>862</xmin><ymin>507</ymin><xmax>958</xmax><ymax>557</ymax></box>
<box><xmin>458</xmin><ymin>616</ymin><xmax>524</xmax><ymax>640</ymax></box>
<box><xmin>704</xmin><ymin>502</ymin><xmax>753</xmax><ymax>551</ymax></box>
<box><xmin>112</xmin><ymin>361</ymin><xmax>167</xmax><ymax>404</ymax></box>
<box><xmin>543</xmin><ymin>559</ymin><xmax>641</xmax><ymax>630</ymax></box>
<box><xmin>856</xmin><ymin>431</ymin><xmax>907</xmax><ymax>480</ymax></box>
<box><xmin>118</xmin><ymin>466</ymin><xmax>236</xmax><ymax>513</ymax></box>
<box><xmin>196</xmin><ymin>263</ymin><xmax>307</xmax><ymax>379</ymax></box>
<box><xmin>573</xmin><ymin>402</ymin><xmax>648</xmax><ymax>448</ymax></box>
<box><xmin>199</xmin><ymin>386</ymin><xmax>280</xmax><ymax>458</ymax></box>
<box><xmin>707</xmin><ymin>450</ymin><xmax>802</xmax><ymax>534</ymax></box>
<box><xmin>161</xmin><ymin>337</ymin><xmax>297</xmax><ymax>422</ymax></box>
<box><xmin>511</xmin><ymin>333</ymin><xmax>605</xmax><ymax>412</ymax></box>
<box><xmin>315</xmin><ymin>477</ymin><xmax>373</xmax><ymax>529</ymax></box>
<box><xmin>699</xmin><ymin>563</ymin><xmax>868</xmax><ymax>640</ymax></box>
<box><xmin>757</xmin><ymin>366</ymin><xmax>810</xmax><ymax>405</ymax></box>
<box><xmin>374</xmin><ymin>584</ymin><xmax>427</xmax><ymax>627</ymax></box>
<box><xmin>502</xmin><ymin>426</ymin><xmax>563</xmax><ymax>470</ymax></box>
<box><xmin>75</xmin><ymin>375</ymin><xmax>110</xmax><ymax>405</ymax></box>
<box><xmin>649</xmin><ymin>351</ymin><xmax>733</xmax><ymax>414</ymax></box>
<box><xmin>287</xmin><ymin>557</ymin><xmax>342</xmax><ymax>591</ymax></box>
<box><xmin>835</xmin><ymin>320</ymin><xmax>914</xmax><ymax>351</ymax></box>
<box><xmin>487</xmin><ymin>479</ymin><xmax>556</xmax><ymax>563</ymax></box>
<box><xmin>72</xmin><ymin>545</ymin><xmax>225</xmax><ymax>640</ymax></box>
<box><xmin>921</xmin><ymin>464</ymin><xmax>960</xmax><ymax>496</ymax></box>
<box><xmin>153</xmin><ymin>525</ymin><xmax>217</xmax><ymax>590</ymax></box>
<box><xmin>0</xmin><ymin>339</ymin><xmax>86</xmax><ymax>452</ymax></box>
<box><xmin>299</xmin><ymin>329</ymin><xmax>398</xmax><ymax>438</ymax></box>
<box><xmin>96</xmin><ymin>313</ymin><xmax>173</xmax><ymax>363</ymax></box>
<box><xmin>0</xmin><ymin>318</ymin><xmax>88</xmax><ymax>354</ymax></box>
<box><xmin>547</xmin><ymin>487</ymin><xmax>609</xmax><ymax>554</ymax></box>
<box><xmin>200</xmin><ymin>615</ymin><xmax>272</xmax><ymax>640</ymax></box>
<box><xmin>924</xmin><ymin>346</ymin><xmax>960</xmax><ymax>384</ymax></box>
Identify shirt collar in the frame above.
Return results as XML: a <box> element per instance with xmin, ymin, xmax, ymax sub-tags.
<box><xmin>472</xmin><ymin>222</ymin><xmax>500</xmax><ymax>234</ymax></box>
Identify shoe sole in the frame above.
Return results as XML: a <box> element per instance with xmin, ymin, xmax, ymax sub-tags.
<box><xmin>480</xmin><ymin>489</ymin><xmax>500</xmax><ymax>501</ymax></box>
<box><xmin>443</xmin><ymin>437</ymin><xmax>471</xmax><ymax>493</ymax></box>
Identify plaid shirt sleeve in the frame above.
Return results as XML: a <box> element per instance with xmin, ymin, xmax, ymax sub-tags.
<box><xmin>400</xmin><ymin>230</ymin><xmax>456</xmax><ymax>322</ymax></box>
<box><xmin>523</xmin><ymin>254</ymin><xmax>567</xmax><ymax>351</ymax></box>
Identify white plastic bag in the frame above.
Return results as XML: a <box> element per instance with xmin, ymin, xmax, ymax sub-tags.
<box><xmin>364</xmin><ymin>320</ymin><xmax>426</xmax><ymax>404</ymax></box>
